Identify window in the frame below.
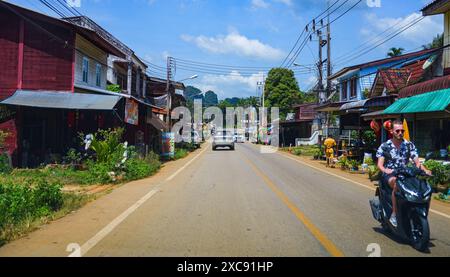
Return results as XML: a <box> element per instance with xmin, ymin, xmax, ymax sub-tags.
<box><xmin>350</xmin><ymin>78</ymin><xmax>357</xmax><ymax>98</ymax></box>
<box><xmin>82</xmin><ymin>57</ymin><xmax>89</xmax><ymax>83</ymax></box>
<box><xmin>96</xmin><ymin>64</ymin><xmax>102</xmax><ymax>87</ymax></box>
<box><xmin>341</xmin><ymin>81</ymin><xmax>347</xmax><ymax>100</ymax></box>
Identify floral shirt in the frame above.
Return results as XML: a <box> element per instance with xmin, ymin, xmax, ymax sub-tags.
<box><xmin>376</xmin><ymin>140</ymin><xmax>419</xmax><ymax>170</ymax></box>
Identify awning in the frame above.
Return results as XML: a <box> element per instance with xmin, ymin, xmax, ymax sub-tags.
<box><xmin>361</xmin><ymin>110</ymin><xmax>398</xmax><ymax>121</ymax></box>
<box><xmin>340</xmin><ymin>95</ymin><xmax>396</xmax><ymax>112</ymax></box>
<box><xmin>384</xmin><ymin>88</ymin><xmax>450</xmax><ymax>114</ymax></box>
<box><xmin>340</xmin><ymin>99</ymin><xmax>368</xmax><ymax>111</ymax></box>
<box><xmin>147</xmin><ymin>113</ymin><xmax>168</xmax><ymax>131</ymax></box>
<box><xmin>314</xmin><ymin>101</ymin><xmax>349</xmax><ymax>112</ymax></box>
<box><xmin>0</xmin><ymin>90</ymin><xmax>121</xmax><ymax>110</ymax></box>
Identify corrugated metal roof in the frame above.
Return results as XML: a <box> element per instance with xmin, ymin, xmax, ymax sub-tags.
<box><xmin>147</xmin><ymin>113</ymin><xmax>168</xmax><ymax>131</ymax></box>
<box><xmin>399</xmin><ymin>75</ymin><xmax>450</xmax><ymax>98</ymax></box>
<box><xmin>0</xmin><ymin>90</ymin><xmax>121</xmax><ymax>110</ymax></box>
<box><xmin>384</xmin><ymin>88</ymin><xmax>450</xmax><ymax>114</ymax></box>
<box><xmin>340</xmin><ymin>100</ymin><xmax>368</xmax><ymax>111</ymax></box>
<box><xmin>329</xmin><ymin>48</ymin><xmax>438</xmax><ymax>80</ymax></box>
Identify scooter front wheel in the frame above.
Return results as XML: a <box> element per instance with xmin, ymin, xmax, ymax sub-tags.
<box><xmin>410</xmin><ymin>213</ymin><xmax>430</xmax><ymax>252</ymax></box>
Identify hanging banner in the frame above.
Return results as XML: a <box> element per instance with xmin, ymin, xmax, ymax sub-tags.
<box><xmin>0</xmin><ymin>119</ymin><xmax>17</xmax><ymax>155</ymax></box>
<box><xmin>125</xmin><ymin>98</ymin><xmax>139</xmax><ymax>125</ymax></box>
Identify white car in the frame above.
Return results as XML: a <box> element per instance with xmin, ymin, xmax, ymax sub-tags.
<box><xmin>212</xmin><ymin>130</ymin><xmax>235</xmax><ymax>151</ymax></box>
<box><xmin>234</xmin><ymin>133</ymin><xmax>245</xmax><ymax>143</ymax></box>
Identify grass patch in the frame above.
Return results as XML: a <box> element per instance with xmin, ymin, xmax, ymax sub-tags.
<box><xmin>282</xmin><ymin>145</ymin><xmax>320</xmax><ymax>156</ymax></box>
<box><xmin>174</xmin><ymin>148</ymin><xmax>189</xmax><ymax>160</ymax></box>
<box><xmin>0</xmin><ymin>177</ymin><xmax>91</xmax><ymax>246</ymax></box>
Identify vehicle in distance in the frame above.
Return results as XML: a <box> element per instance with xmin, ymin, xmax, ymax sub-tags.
<box><xmin>213</xmin><ymin>129</ymin><xmax>235</xmax><ymax>151</ymax></box>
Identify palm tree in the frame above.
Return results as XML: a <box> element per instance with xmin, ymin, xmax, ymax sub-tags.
<box><xmin>387</xmin><ymin>47</ymin><xmax>405</xmax><ymax>57</ymax></box>
<box><xmin>423</xmin><ymin>33</ymin><xmax>444</xmax><ymax>49</ymax></box>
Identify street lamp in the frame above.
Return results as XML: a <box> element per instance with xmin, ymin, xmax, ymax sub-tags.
<box><xmin>177</xmin><ymin>75</ymin><xmax>198</xmax><ymax>83</ymax></box>
<box><xmin>293</xmin><ymin>63</ymin><xmax>314</xmax><ymax>72</ymax></box>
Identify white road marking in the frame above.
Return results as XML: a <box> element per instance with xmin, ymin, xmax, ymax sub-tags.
<box><xmin>71</xmin><ymin>145</ymin><xmax>209</xmax><ymax>257</ymax></box>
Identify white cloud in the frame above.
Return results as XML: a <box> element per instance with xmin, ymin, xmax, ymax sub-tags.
<box><xmin>362</xmin><ymin>12</ymin><xmax>443</xmax><ymax>45</ymax></box>
<box><xmin>181</xmin><ymin>30</ymin><xmax>285</xmax><ymax>61</ymax></box>
<box><xmin>193</xmin><ymin>71</ymin><xmax>265</xmax><ymax>99</ymax></box>
<box><xmin>274</xmin><ymin>0</ymin><xmax>293</xmax><ymax>6</ymax></box>
<box><xmin>162</xmin><ymin>50</ymin><xmax>171</xmax><ymax>60</ymax></box>
<box><xmin>251</xmin><ymin>0</ymin><xmax>270</xmax><ymax>9</ymax></box>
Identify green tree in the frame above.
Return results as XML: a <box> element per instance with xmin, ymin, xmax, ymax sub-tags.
<box><xmin>303</xmin><ymin>93</ymin><xmax>318</xmax><ymax>104</ymax></box>
<box><xmin>423</xmin><ymin>33</ymin><xmax>444</xmax><ymax>49</ymax></box>
<box><xmin>264</xmin><ymin>68</ymin><xmax>302</xmax><ymax>119</ymax></box>
<box><xmin>217</xmin><ymin>99</ymin><xmax>234</xmax><ymax>111</ymax></box>
<box><xmin>237</xmin><ymin>97</ymin><xmax>259</xmax><ymax>107</ymax></box>
<box><xmin>387</xmin><ymin>47</ymin><xmax>404</xmax><ymax>57</ymax></box>
<box><xmin>107</xmin><ymin>84</ymin><xmax>121</xmax><ymax>93</ymax></box>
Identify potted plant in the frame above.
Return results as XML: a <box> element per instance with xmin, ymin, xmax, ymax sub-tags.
<box><xmin>313</xmin><ymin>149</ymin><xmax>321</xmax><ymax>160</ymax></box>
<box><xmin>349</xmin><ymin>159</ymin><xmax>360</xmax><ymax>172</ymax></box>
<box><xmin>337</xmin><ymin>156</ymin><xmax>349</xmax><ymax>171</ymax></box>
<box><xmin>368</xmin><ymin>165</ymin><xmax>381</xmax><ymax>181</ymax></box>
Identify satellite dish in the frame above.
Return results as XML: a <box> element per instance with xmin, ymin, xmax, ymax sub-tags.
<box><xmin>423</xmin><ymin>55</ymin><xmax>437</xmax><ymax>70</ymax></box>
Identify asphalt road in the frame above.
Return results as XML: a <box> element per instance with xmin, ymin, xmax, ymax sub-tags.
<box><xmin>1</xmin><ymin>142</ymin><xmax>449</xmax><ymax>257</ymax></box>
<box><xmin>85</xmin><ymin>143</ymin><xmax>450</xmax><ymax>257</ymax></box>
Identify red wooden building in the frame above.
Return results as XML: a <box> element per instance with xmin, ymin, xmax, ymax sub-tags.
<box><xmin>0</xmin><ymin>2</ymin><xmax>175</xmax><ymax>167</ymax></box>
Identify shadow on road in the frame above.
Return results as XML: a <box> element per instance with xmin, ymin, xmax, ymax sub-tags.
<box><xmin>372</xmin><ymin>227</ymin><xmax>436</xmax><ymax>254</ymax></box>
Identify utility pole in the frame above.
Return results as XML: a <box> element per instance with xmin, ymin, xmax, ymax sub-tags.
<box><xmin>326</xmin><ymin>0</ymin><xmax>332</xmax><ymax>136</ymax></box>
<box><xmin>165</xmin><ymin>56</ymin><xmax>173</xmax><ymax>130</ymax></box>
<box><xmin>326</xmin><ymin>0</ymin><xmax>332</xmax><ymax>99</ymax></box>
<box><xmin>317</xmin><ymin>29</ymin><xmax>324</xmax><ymax>104</ymax></box>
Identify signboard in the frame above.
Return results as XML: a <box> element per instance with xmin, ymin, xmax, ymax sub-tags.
<box><xmin>0</xmin><ymin>119</ymin><xmax>17</xmax><ymax>155</ymax></box>
<box><xmin>161</xmin><ymin>132</ymin><xmax>175</xmax><ymax>159</ymax></box>
<box><xmin>125</xmin><ymin>99</ymin><xmax>139</xmax><ymax>125</ymax></box>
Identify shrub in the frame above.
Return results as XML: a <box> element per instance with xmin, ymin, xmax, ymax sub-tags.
<box><xmin>123</xmin><ymin>151</ymin><xmax>161</xmax><ymax>181</ymax></box>
<box><xmin>368</xmin><ymin>165</ymin><xmax>381</xmax><ymax>182</ymax></box>
<box><xmin>337</xmin><ymin>156</ymin><xmax>349</xmax><ymax>170</ymax></box>
<box><xmin>85</xmin><ymin>160</ymin><xmax>115</xmax><ymax>184</ymax></box>
<box><xmin>364</xmin><ymin>157</ymin><xmax>375</xmax><ymax>166</ymax></box>
<box><xmin>174</xmin><ymin>149</ymin><xmax>188</xmax><ymax>160</ymax></box>
<box><xmin>348</xmin><ymin>159</ymin><xmax>360</xmax><ymax>171</ymax></box>
<box><xmin>0</xmin><ymin>178</ymin><xmax>63</xmax><ymax>230</ymax></box>
<box><xmin>292</xmin><ymin>148</ymin><xmax>302</xmax><ymax>156</ymax></box>
<box><xmin>82</xmin><ymin>128</ymin><xmax>126</xmax><ymax>164</ymax></box>
<box><xmin>424</xmin><ymin>160</ymin><xmax>450</xmax><ymax>190</ymax></box>
<box><xmin>0</xmin><ymin>130</ymin><xmax>9</xmax><ymax>148</ymax></box>
<box><xmin>0</xmin><ymin>153</ymin><xmax>12</xmax><ymax>174</ymax></box>
<box><xmin>63</xmin><ymin>148</ymin><xmax>82</xmax><ymax>166</ymax></box>
<box><xmin>107</xmin><ymin>84</ymin><xmax>122</xmax><ymax>93</ymax></box>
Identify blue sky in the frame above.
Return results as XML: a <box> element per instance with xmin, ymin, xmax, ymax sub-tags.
<box><xmin>7</xmin><ymin>0</ymin><xmax>444</xmax><ymax>99</ymax></box>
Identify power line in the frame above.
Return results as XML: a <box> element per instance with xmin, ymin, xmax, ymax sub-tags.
<box><xmin>280</xmin><ymin>0</ymin><xmax>341</xmax><ymax>68</ymax></box>
<box><xmin>174</xmin><ymin>58</ymin><xmax>295</xmax><ymax>70</ymax></box>
<box><xmin>285</xmin><ymin>0</ymin><xmax>363</xmax><ymax>69</ymax></box>
<box><xmin>333</xmin><ymin>13</ymin><xmax>425</xmax><ymax>65</ymax></box>
<box><xmin>38</xmin><ymin>0</ymin><xmax>67</xmax><ymax>17</ymax></box>
<box><xmin>54</xmin><ymin>0</ymin><xmax>83</xmax><ymax>17</ymax></box>
<box><xmin>317</xmin><ymin>0</ymin><xmax>363</xmax><ymax>31</ymax></box>
<box><xmin>335</xmin><ymin>16</ymin><xmax>425</xmax><ymax>67</ymax></box>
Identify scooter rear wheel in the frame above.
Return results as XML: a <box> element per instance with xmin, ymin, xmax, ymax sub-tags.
<box><xmin>410</xmin><ymin>213</ymin><xmax>430</xmax><ymax>252</ymax></box>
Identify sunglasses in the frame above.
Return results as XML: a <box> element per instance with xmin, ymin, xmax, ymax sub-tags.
<box><xmin>395</xmin><ymin>130</ymin><xmax>405</xmax><ymax>134</ymax></box>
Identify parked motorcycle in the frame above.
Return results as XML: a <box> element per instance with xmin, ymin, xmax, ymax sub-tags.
<box><xmin>370</xmin><ymin>165</ymin><xmax>433</xmax><ymax>252</ymax></box>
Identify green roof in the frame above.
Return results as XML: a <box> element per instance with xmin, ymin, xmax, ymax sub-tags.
<box><xmin>384</xmin><ymin>88</ymin><xmax>450</xmax><ymax>114</ymax></box>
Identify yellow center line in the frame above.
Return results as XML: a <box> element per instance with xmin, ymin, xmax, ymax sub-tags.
<box><xmin>238</xmin><ymin>151</ymin><xmax>345</xmax><ymax>257</ymax></box>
